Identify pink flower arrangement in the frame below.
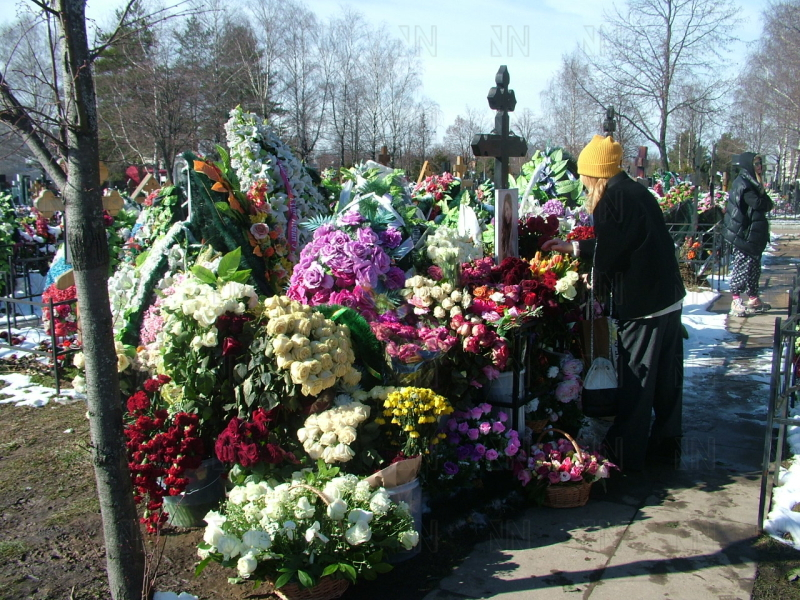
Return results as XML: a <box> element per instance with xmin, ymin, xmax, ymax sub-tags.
<box><xmin>287</xmin><ymin>222</ymin><xmax>406</xmax><ymax>320</ymax></box>
<box><xmin>371</xmin><ymin>312</ymin><xmax>457</xmax><ymax>365</ymax></box>
<box><xmin>513</xmin><ymin>434</ymin><xmax>616</xmax><ymax>488</ymax></box>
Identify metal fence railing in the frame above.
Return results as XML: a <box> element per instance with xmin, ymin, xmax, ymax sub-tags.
<box><xmin>665</xmin><ymin>220</ymin><xmax>729</xmax><ymax>292</ymax></box>
<box><xmin>759</xmin><ymin>270</ymin><xmax>800</xmax><ymax>530</ymax></box>
<box><xmin>0</xmin><ymin>248</ymin><xmax>77</xmax><ymax>395</ymax></box>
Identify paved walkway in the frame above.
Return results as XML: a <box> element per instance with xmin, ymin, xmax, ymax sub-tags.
<box><xmin>424</xmin><ymin>221</ymin><xmax>800</xmax><ymax>600</ymax></box>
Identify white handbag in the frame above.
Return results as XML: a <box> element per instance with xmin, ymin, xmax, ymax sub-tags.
<box><xmin>581</xmin><ymin>262</ymin><xmax>619</xmax><ymax>418</ymax></box>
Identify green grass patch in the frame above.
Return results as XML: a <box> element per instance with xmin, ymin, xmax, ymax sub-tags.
<box><xmin>0</xmin><ymin>540</ymin><xmax>28</xmax><ymax>561</ymax></box>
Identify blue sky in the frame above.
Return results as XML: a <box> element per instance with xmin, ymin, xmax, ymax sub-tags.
<box><xmin>0</xmin><ymin>0</ymin><xmax>772</xmax><ymax>140</ymax></box>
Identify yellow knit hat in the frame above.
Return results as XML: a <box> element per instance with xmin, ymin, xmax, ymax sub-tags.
<box><xmin>577</xmin><ymin>135</ymin><xmax>623</xmax><ymax>178</ymax></box>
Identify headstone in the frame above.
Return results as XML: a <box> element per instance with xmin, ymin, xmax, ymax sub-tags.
<box><xmin>470</xmin><ymin>65</ymin><xmax>528</xmax><ymax>191</ymax></box>
<box><xmin>378</xmin><ymin>146</ymin><xmax>391</xmax><ymax>166</ymax></box>
<box><xmin>103</xmin><ymin>189</ymin><xmax>124</xmax><ymax>216</ymax></box>
<box><xmin>635</xmin><ymin>146</ymin><xmax>648</xmax><ymax>179</ymax></box>
<box><xmin>99</xmin><ymin>161</ymin><xmax>109</xmax><ymax>185</ymax></box>
<box><xmin>34</xmin><ymin>189</ymin><xmax>64</xmax><ymax>219</ymax></box>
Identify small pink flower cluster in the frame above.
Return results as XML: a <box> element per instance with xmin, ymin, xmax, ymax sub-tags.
<box><xmin>414</xmin><ymin>172</ymin><xmax>456</xmax><ymax>201</ymax></box>
<box><xmin>513</xmin><ymin>436</ymin><xmax>615</xmax><ymax>487</ymax></box>
<box><xmin>372</xmin><ymin>315</ymin><xmax>457</xmax><ymax>364</ymax></box>
<box><xmin>450</xmin><ymin>313</ymin><xmax>510</xmax><ymax>371</ymax></box>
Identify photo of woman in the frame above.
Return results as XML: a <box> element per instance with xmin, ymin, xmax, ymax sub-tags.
<box><xmin>495</xmin><ymin>189</ymin><xmax>518</xmax><ymax>261</ymax></box>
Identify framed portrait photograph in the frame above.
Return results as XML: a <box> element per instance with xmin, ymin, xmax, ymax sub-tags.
<box><xmin>495</xmin><ymin>189</ymin><xmax>519</xmax><ymax>261</ymax></box>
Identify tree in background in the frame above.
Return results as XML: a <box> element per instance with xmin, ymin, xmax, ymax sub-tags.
<box><xmin>582</xmin><ymin>0</ymin><xmax>738</xmax><ymax>171</ymax></box>
<box><xmin>540</xmin><ymin>52</ymin><xmax>598</xmax><ymax>157</ymax></box>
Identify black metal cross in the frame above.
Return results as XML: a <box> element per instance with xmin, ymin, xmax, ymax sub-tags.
<box><xmin>471</xmin><ymin>65</ymin><xmax>528</xmax><ymax>190</ymax></box>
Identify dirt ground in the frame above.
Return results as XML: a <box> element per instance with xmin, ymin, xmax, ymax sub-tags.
<box><xmin>2</xmin><ymin>375</ymin><xmax>800</xmax><ymax>600</ymax></box>
<box><xmin>0</xmin><ymin>387</ymin><xmax>526</xmax><ymax>600</ymax></box>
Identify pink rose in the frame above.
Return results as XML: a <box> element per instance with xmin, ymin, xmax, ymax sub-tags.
<box><xmin>250</xmin><ymin>223</ymin><xmax>270</xmax><ymax>240</ymax></box>
<box><xmin>485</xmin><ymin>449</ymin><xmax>499</xmax><ymax>461</ymax></box>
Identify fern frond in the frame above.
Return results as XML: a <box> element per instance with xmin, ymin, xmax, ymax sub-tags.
<box><xmin>299</xmin><ymin>214</ymin><xmax>335</xmax><ymax>233</ymax></box>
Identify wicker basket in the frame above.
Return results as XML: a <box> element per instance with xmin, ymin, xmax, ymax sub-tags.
<box><xmin>536</xmin><ymin>427</ymin><xmax>593</xmax><ymax>509</ymax></box>
<box><xmin>274</xmin><ymin>577</ymin><xmax>350</xmax><ymax>600</ymax></box>
<box><xmin>271</xmin><ymin>486</ymin><xmax>350</xmax><ymax>600</ymax></box>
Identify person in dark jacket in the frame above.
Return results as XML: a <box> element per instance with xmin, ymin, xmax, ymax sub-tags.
<box><xmin>543</xmin><ymin>135</ymin><xmax>686</xmax><ymax>472</ymax></box>
<box><xmin>722</xmin><ymin>153</ymin><xmax>773</xmax><ymax>317</ymax></box>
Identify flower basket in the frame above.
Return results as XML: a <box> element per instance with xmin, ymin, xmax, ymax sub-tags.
<box><xmin>274</xmin><ymin>576</ymin><xmax>350</xmax><ymax>600</ymax></box>
<box><xmin>537</xmin><ymin>428</ymin><xmax>592</xmax><ymax>509</ymax></box>
<box><xmin>542</xmin><ymin>479</ymin><xmax>592</xmax><ymax>509</ymax></box>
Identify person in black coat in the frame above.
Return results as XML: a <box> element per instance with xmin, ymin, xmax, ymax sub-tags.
<box><xmin>543</xmin><ymin>135</ymin><xmax>686</xmax><ymax>472</ymax></box>
<box><xmin>722</xmin><ymin>152</ymin><xmax>773</xmax><ymax>317</ymax></box>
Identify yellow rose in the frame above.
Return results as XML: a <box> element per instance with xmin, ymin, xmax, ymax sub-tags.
<box><xmin>319</xmin><ymin>353</ymin><xmax>333</xmax><ymax>371</ymax></box>
<box><xmin>307</xmin><ymin>359</ymin><xmax>323</xmax><ymax>376</ymax></box>
<box><xmin>290</xmin><ymin>361</ymin><xmax>312</xmax><ymax>384</ymax></box>
<box><xmin>272</xmin><ymin>334</ymin><xmax>294</xmax><ymax>356</ymax></box>
<box><xmin>290</xmin><ymin>333</ymin><xmax>309</xmax><ymax>347</ymax></box>
<box><xmin>343</xmin><ymin>368</ymin><xmax>361</xmax><ymax>386</ymax></box>
<box><xmin>267</xmin><ymin>316</ymin><xmax>290</xmax><ymax>336</ymax></box>
<box><xmin>333</xmin><ymin>363</ymin><xmax>348</xmax><ymax>378</ymax></box>
<box><xmin>293</xmin><ymin>345</ymin><xmax>312</xmax><ymax>361</ymax></box>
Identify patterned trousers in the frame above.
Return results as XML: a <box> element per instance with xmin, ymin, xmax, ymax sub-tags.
<box><xmin>729</xmin><ymin>248</ymin><xmax>762</xmax><ymax>297</ymax></box>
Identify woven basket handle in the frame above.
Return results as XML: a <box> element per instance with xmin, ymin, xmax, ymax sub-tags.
<box><xmin>536</xmin><ymin>427</ymin><xmax>584</xmax><ymax>466</ymax></box>
<box><xmin>288</xmin><ymin>483</ymin><xmax>331</xmax><ymax>506</ymax></box>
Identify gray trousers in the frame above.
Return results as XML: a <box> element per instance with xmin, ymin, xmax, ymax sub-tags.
<box><xmin>604</xmin><ymin>309</ymin><xmax>684</xmax><ymax>471</ymax></box>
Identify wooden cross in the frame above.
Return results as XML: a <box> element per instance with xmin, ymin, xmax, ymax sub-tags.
<box><xmin>103</xmin><ymin>189</ymin><xmax>124</xmax><ymax>216</ymax></box>
<box><xmin>470</xmin><ymin>66</ymin><xmax>528</xmax><ymax>191</ymax></box>
<box><xmin>416</xmin><ymin>161</ymin><xmax>435</xmax><ymax>185</ymax></box>
<box><xmin>34</xmin><ymin>189</ymin><xmax>64</xmax><ymax>219</ymax></box>
<box><xmin>377</xmin><ymin>146</ymin><xmax>391</xmax><ymax>166</ymax></box>
<box><xmin>130</xmin><ymin>173</ymin><xmax>160</xmax><ymax>203</ymax></box>
<box><xmin>453</xmin><ymin>156</ymin><xmax>473</xmax><ymax>190</ymax></box>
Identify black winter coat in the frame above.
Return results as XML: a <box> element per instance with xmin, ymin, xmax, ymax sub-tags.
<box><xmin>722</xmin><ymin>152</ymin><xmax>773</xmax><ymax>257</ymax></box>
<box><xmin>578</xmin><ymin>172</ymin><xmax>685</xmax><ymax>320</ymax></box>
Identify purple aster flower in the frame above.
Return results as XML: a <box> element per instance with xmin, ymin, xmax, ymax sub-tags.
<box><xmin>542</xmin><ymin>199</ymin><xmax>565</xmax><ymax>217</ymax></box>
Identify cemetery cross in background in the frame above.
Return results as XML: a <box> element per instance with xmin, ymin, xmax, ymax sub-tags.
<box><xmin>471</xmin><ymin>65</ymin><xmax>528</xmax><ymax>190</ymax></box>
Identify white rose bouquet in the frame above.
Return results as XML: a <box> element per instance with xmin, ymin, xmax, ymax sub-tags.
<box><xmin>297</xmin><ymin>401</ymin><xmax>372</xmax><ymax>464</ymax></box>
<box><xmin>196</xmin><ymin>463</ymin><xmax>419</xmax><ymax>591</ymax></box>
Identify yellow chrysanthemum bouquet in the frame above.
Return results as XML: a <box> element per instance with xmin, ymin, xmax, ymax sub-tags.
<box><xmin>376</xmin><ymin>387</ymin><xmax>454</xmax><ymax>457</ymax></box>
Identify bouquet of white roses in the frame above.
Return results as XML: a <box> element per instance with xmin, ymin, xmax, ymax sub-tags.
<box><xmin>196</xmin><ymin>463</ymin><xmax>419</xmax><ymax>590</ymax></box>
<box><xmin>297</xmin><ymin>401</ymin><xmax>372</xmax><ymax>463</ymax></box>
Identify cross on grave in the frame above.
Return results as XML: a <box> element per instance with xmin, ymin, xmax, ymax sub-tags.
<box><xmin>377</xmin><ymin>146</ymin><xmax>391</xmax><ymax>166</ymax></box>
<box><xmin>471</xmin><ymin>65</ymin><xmax>528</xmax><ymax>190</ymax></box>
<box><xmin>416</xmin><ymin>161</ymin><xmax>435</xmax><ymax>185</ymax></box>
<box><xmin>603</xmin><ymin>106</ymin><xmax>616</xmax><ymax>137</ymax></box>
<box><xmin>453</xmin><ymin>156</ymin><xmax>473</xmax><ymax>190</ymax></box>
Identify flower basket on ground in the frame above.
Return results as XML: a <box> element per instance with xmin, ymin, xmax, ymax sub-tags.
<box><xmin>196</xmin><ymin>462</ymin><xmax>419</xmax><ymax>592</ymax></box>
<box><xmin>514</xmin><ymin>428</ymin><xmax>616</xmax><ymax>508</ymax></box>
